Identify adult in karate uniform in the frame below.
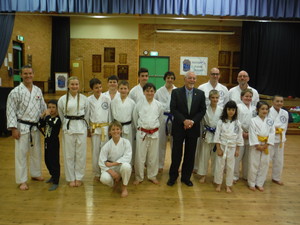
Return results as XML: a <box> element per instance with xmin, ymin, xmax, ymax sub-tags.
<box><xmin>7</xmin><ymin>65</ymin><xmax>46</xmax><ymax>190</ymax></box>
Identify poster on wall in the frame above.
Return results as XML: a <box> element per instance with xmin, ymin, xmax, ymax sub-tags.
<box><xmin>55</xmin><ymin>73</ymin><xmax>68</xmax><ymax>92</ymax></box>
<box><xmin>180</xmin><ymin>57</ymin><xmax>208</xmax><ymax>76</ymax></box>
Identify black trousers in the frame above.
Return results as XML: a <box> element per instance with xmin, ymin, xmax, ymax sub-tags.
<box><xmin>169</xmin><ymin>132</ymin><xmax>198</xmax><ymax>182</ymax></box>
<box><xmin>45</xmin><ymin>138</ymin><xmax>60</xmax><ymax>184</ymax></box>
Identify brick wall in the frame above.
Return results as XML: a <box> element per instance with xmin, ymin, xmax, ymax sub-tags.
<box><xmin>70</xmin><ymin>39</ymin><xmax>138</xmax><ymax>92</ymax></box>
<box><xmin>0</xmin><ymin>15</ymin><xmax>52</xmax><ymax>88</ymax></box>
<box><xmin>139</xmin><ymin>24</ymin><xmax>241</xmax><ymax>88</ymax></box>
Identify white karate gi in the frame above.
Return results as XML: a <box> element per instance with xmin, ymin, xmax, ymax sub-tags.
<box><xmin>133</xmin><ymin>98</ymin><xmax>163</xmax><ymax>182</ymax></box>
<box><xmin>58</xmin><ymin>93</ymin><xmax>89</xmax><ymax>182</ymax></box>
<box><xmin>99</xmin><ymin>138</ymin><xmax>132</xmax><ymax>186</ymax></box>
<box><xmin>6</xmin><ymin>83</ymin><xmax>46</xmax><ymax>184</ymax></box>
<box><xmin>103</xmin><ymin>90</ymin><xmax>120</xmax><ymax>101</ymax></box>
<box><xmin>268</xmin><ymin>107</ymin><xmax>288</xmax><ymax>182</ymax></box>
<box><xmin>197</xmin><ymin>105</ymin><xmax>223</xmax><ymax>176</ymax></box>
<box><xmin>128</xmin><ymin>84</ymin><xmax>145</xmax><ymax>103</ymax></box>
<box><xmin>234</xmin><ymin>103</ymin><xmax>257</xmax><ymax>181</ymax></box>
<box><xmin>213</xmin><ymin>120</ymin><xmax>243</xmax><ymax>186</ymax></box>
<box><xmin>198</xmin><ymin>82</ymin><xmax>229</xmax><ymax>107</ymax></box>
<box><xmin>88</xmin><ymin>94</ymin><xmax>111</xmax><ymax>177</ymax></box>
<box><xmin>248</xmin><ymin>116</ymin><xmax>275</xmax><ymax>188</ymax></box>
<box><xmin>154</xmin><ymin>85</ymin><xmax>176</xmax><ymax>169</ymax></box>
<box><xmin>229</xmin><ymin>85</ymin><xmax>260</xmax><ymax>107</ymax></box>
<box><xmin>111</xmin><ymin>96</ymin><xmax>135</xmax><ymax>162</ymax></box>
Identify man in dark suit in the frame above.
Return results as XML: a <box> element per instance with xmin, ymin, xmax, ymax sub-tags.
<box><xmin>167</xmin><ymin>72</ymin><xmax>206</xmax><ymax>186</ymax></box>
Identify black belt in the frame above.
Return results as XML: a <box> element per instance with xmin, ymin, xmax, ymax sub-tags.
<box><xmin>121</xmin><ymin>121</ymin><xmax>132</xmax><ymax>126</ymax></box>
<box><xmin>17</xmin><ymin>119</ymin><xmax>42</xmax><ymax>146</ymax></box>
<box><xmin>65</xmin><ymin>115</ymin><xmax>88</xmax><ymax>129</ymax></box>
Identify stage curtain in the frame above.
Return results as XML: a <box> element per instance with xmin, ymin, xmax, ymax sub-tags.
<box><xmin>0</xmin><ymin>14</ymin><xmax>15</xmax><ymax>68</ymax></box>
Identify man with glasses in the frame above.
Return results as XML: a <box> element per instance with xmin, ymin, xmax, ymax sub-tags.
<box><xmin>198</xmin><ymin>67</ymin><xmax>229</xmax><ymax>107</ymax></box>
<box><xmin>229</xmin><ymin>70</ymin><xmax>259</xmax><ymax>106</ymax></box>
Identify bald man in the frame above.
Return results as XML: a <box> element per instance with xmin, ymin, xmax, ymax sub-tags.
<box><xmin>229</xmin><ymin>70</ymin><xmax>259</xmax><ymax>107</ymax></box>
<box><xmin>198</xmin><ymin>68</ymin><xmax>229</xmax><ymax>107</ymax></box>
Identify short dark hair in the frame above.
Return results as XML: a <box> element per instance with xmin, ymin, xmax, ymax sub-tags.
<box><xmin>21</xmin><ymin>65</ymin><xmax>34</xmax><ymax>73</ymax></box>
<box><xmin>89</xmin><ymin>78</ymin><xmax>101</xmax><ymax>89</ymax></box>
<box><xmin>118</xmin><ymin>80</ymin><xmax>129</xmax><ymax>88</ymax></box>
<box><xmin>143</xmin><ymin>82</ymin><xmax>156</xmax><ymax>92</ymax></box>
<box><xmin>138</xmin><ymin>68</ymin><xmax>148</xmax><ymax>77</ymax></box>
<box><xmin>220</xmin><ymin>100</ymin><xmax>238</xmax><ymax>122</ymax></box>
<box><xmin>163</xmin><ymin>71</ymin><xmax>175</xmax><ymax>81</ymax></box>
<box><xmin>256</xmin><ymin>101</ymin><xmax>270</xmax><ymax>111</ymax></box>
<box><xmin>47</xmin><ymin>99</ymin><xmax>58</xmax><ymax>106</ymax></box>
<box><xmin>108</xmin><ymin>75</ymin><xmax>119</xmax><ymax>82</ymax></box>
<box><xmin>272</xmin><ymin>95</ymin><xmax>283</xmax><ymax>101</ymax></box>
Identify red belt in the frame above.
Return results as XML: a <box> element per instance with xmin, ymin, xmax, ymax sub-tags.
<box><xmin>139</xmin><ymin>127</ymin><xmax>159</xmax><ymax>134</ymax></box>
<box><xmin>138</xmin><ymin>127</ymin><xmax>159</xmax><ymax>141</ymax></box>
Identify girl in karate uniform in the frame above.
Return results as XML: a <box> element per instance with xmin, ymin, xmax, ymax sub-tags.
<box><xmin>248</xmin><ymin>101</ymin><xmax>275</xmax><ymax>191</ymax></box>
<box><xmin>214</xmin><ymin>101</ymin><xmax>243</xmax><ymax>193</ymax></box>
<box><xmin>234</xmin><ymin>89</ymin><xmax>257</xmax><ymax>182</ymax></box>
<box><xmin>58</xmin><ymin>77</ymin><xmax>89</xmax><ymax>187</ymax></box>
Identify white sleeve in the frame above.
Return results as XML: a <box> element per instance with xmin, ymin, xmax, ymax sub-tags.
<box><xmin>248</xmin><ymin>119</ymin><xmax>259</xmax><ymax>146</ymax></box>
<box><xmin>116</xmin><ymin>139</ymin><xmax>132</xmax><ymax>164</ymax></box>
<box><xmin>6</xmin><ymin>90</ymin><xmax>18</xmax><ymax>129</ymax></box>
<box><xmin>99</xmin><ymin>142</ymin><xmax>110</xmax><ymax>172</ymax></box>
<box><xmin>213</xmin><ymin>120</ymin><xmax>222</xmax><ymax>144</ymax></box>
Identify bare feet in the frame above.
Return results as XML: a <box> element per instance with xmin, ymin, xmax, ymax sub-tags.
<box><xmin>192</xmin><ymin>169</ymin><xmax>197</xmax><ymax>174</ymax></box>
<box><xmin>272</xmin><ymin>179</ymin><xmax>284</xmax><ymax>185</ymax></box>
<box><xmin>75</xmin><ymin>180</ymin><xmax>83</xmax><ymax>187</ymax></box>
<box><xmin>149</xmin><ymin>179</ymin><xmax>159</xmax><ymax>185</ymax></box>
<box><xmin>69</xmin><ymin>181</ymin><xmax>76</xmax><ymax>187</ymax></box>
<box><xmin>249</xmin><ymin>186</ymin><xmax>256</xmax><ymax>191</ymax></box>
<box><xmin>19</xmin><ymin>183</ymin><xmax>29</xmax><ymax>190</ymax></box>
<box><xmin>199</xmin><ymin>176</ymin><xmax>206</xmax><ymax>183</ymax></box>
<box><xmin>216</xmin><ymin>184</ymin><xmax>221</xmax><ymax>192</ymax></box>
<box><xmin>233</xmin><ymin>179</ymin><xmax>238</xmax><ymax>184</ymax></box>
<box><xmin>158</xmin><ymin>168</ymin><xmax>163</xmax><ymax>173</ymax></box>
<box><xmin>121</xmin><ymin>186</ymin><xmax>128</xmax><ymax>198</ymax></box>
<box><xmin>31</xmin><ymin>176</ymin><xmax>44</xmax><ymax>181</ymax></box>
<box><xmin>226</xmin><ymin>186</ymin><xmax>232</xmax><ymax>193</ymax></box>
<box><xmin>256</xmin><ymin>186</ymin><xmax>264</xmax><ymax>192</ymax></box>
<box><xmin>133</xmin><ymin>180</ymin><xmax>141</xmax><ymax>185</ymax></box>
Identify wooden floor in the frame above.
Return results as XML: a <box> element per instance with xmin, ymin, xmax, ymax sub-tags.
<box><xmin>0</xmin><ymin>135</ymin><xmax>299</xmax><ymax>225</ymax></box>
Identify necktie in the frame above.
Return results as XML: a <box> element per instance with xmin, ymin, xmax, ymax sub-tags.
<box><xmin>187</xmin><ymin>91</ymin><xmax>192</xmax><ymax>114</ymax></box>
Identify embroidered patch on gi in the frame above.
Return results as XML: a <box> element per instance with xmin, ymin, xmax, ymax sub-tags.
<box><xmin>280</xmin><ymin>115</ymin><xmax>287</xmax><ymax>123</ymax></box>
<box><xmin>218</xmin><ymin>90</ymin><xmax>224</xmax><ymax>97</ymax></box>
<box><xmin>101</xmin><ymin>102</ymin><xmax>109</xmax><ymax>110</ymax></box>
<box><xmin>266</xmin><ymin>118</ymin><xmax>274</xmax><ymax>126</ymax></box>
<box><xmin>234</xmin><ymin>124</ymin><xmax>239</xmax><ymax>134</ymax></box>
<box><xmin>252</xmin><ymin>110</ymin><xmax>257</xmax><ymax>117</ymax></box>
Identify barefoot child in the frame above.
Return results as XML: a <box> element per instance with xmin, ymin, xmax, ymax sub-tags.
<box><xmin>39</xmin><ymin>100</ymin><xmax>61</xmax><ymax>191</ymax></box>
<box><xmin>99</xmin><ymin>121</ymin><xmax>132</xmax><ymax>197</ymax></box>
<box><xmin>268</xmin><ymin>95</ymin><xmax>288</xmax><ymax>185</ymax></box>
<box><xmin>197</xmin><ymin>90</ymin><xmax>223</xmax><ymax>183</ymax></box>
<box><xmin>88</xmin><ymin>78</ymin><xmax>111</xmax><ymax>181</ymax></box>
<box><xmin>214</xmin><ymin>101</ymin><xmax>243</xmax><ymax>193</ymax></box>
<box><xmin>248</xmin><ymin>101</ymin><xmax>275</xmax><ymax>191</ymax></box>
<box><xmin>133</xmin><ymin>83</ymin><xmax>163</xmax><ymax>185</ymax></box>
<box><xmin>234</xmin><ymin>89</ymin><xmax>257</xmax><ymax>182</ymax></box>
<box><xmin>58</xmin><ymin>76</ymin><xmax>89</xmax><ymax>187</ymax></box>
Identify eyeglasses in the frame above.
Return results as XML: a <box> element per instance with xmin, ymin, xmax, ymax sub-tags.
<box><xmin>211</xmin><ymin>73</ymin><xmax>219</xmax><ymax>76</ymax></box>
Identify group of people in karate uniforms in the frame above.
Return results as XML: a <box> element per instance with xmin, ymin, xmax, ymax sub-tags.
<box><xmin>7</xmin><ymin>65</ymin><xmax>288</xmax><ymax>196</ymax></box>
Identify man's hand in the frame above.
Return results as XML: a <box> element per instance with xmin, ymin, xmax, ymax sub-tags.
<box><xmin>183</xmin><ymin>120</ymin><xmax>194</xmax><ymax>130</ymax></box>
<box><xmin>12</xmin><ymin>128</ymin><xmax>20</xmax><ymax>140</ymax></box>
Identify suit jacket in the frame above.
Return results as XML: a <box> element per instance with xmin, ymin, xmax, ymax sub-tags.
<box><xmin>171</xmin><ymin>86</ymin><xmax>206</xmax><ymax>137</ymax></box>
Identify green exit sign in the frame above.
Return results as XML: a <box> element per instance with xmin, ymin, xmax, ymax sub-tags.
<box><xmin>17</xmin><ymin>35</ymin><xmax>24</xmax><ymax>42</ymax></box>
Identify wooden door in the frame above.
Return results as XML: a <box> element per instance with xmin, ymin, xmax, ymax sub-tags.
<box><xmin>70</xmin><ymin>60</ymin><xmax>85</xmax><ymax>92</ymax></box>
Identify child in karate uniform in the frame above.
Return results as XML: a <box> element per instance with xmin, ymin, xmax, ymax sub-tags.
<box><xmin>214</xmin><ymin>101</ymin><xmax>243</xmax><ymax>193</ymax></box>
<box><xmin>58</xmin><ymin>76</ymin><xmax>89</xmax><ymax>187</ymax></box>
<box><xmin>133</xmin><ymin>83</ymin><xmax>163</xmax><ymax>185</ymax></box>
<box><xmin>197</xmin><ymin>90</ymin><xmax>222</xmax><ymax>183</ymax></box>
<box><xmin>248</xmin><ymin>101</ymin><xmax>275</xmax><ymax>191</ymax></box>
<box><xmin>88</xmin><ymin>78</ymin><xmax>111</xmax><ymax>180</ymax></box>
<box><xmin>234</xmin><ymin>89</ymin><xmax>257</xmax><ymax>182</ymax></box>
<box><xmin>268</xmin><ymin>95</ymin><xmax>288</xmax><ymax>185</ymax></box>
<box><xmin>99</xmin><ymin>121</ymin><xmax>132</xmax><ymax>197</ymax></box>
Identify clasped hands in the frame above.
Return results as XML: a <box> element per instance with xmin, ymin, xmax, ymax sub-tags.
<box><xmin>183</xmin><ymin>119</ymin><xmax>194</xmax><ymax>130</ymax></box>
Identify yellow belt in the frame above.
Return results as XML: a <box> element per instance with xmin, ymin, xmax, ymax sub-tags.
<box><xmin>258</xmin><ymin>136</ymin><xmax>268</xmax><ymax>155</ymax></box>
<box><xmin>90</xmin><ymin>122</ymin><xmax>109</xmax><ymax>141</ymax></box>
<box><xmin>275</xmin><ymin>128</ymin><xmax>284</xmax><ymax>148</ymax></box>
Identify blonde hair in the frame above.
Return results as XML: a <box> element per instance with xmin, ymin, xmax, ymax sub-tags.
<box><xmin>108</xmin><ymin>121</ymin><xmax>123</xmax><ymax>132</ymax></box>
<box><xmin>65</xmin><ymin>76</ymin><xmax>80</xmax><ymax>114</ymax></box>
<box><xmin>209</xmin><ymin>89</ymin><xmax>219</xmax><ymax>98</ymax></box>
